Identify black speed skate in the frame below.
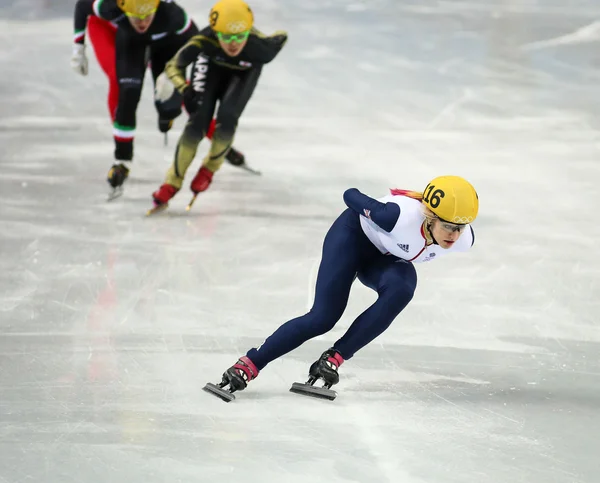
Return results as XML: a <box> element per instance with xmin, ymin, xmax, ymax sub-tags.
<box><xmin>203</xmin><ymin>356</ymin><xmax>259</xmax><ymax>403</ymax></box>
<box><xmin>290</xmin><ymin>348</ymin><xmax>344</xmax><ymax>401</ymax></box>
<box><xmin>106</xmin><ymin>163</ymin><xmax>130</xmax><ymax>201</ymax></box>
<box><xmin>226</xmin><ymin>147</ymin><xmax>261</xmax><ymax>175</ymax></box>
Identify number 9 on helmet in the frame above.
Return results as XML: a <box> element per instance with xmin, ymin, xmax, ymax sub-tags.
<box><xmin>209</xmin><ymin>0</ymin><xmax>254</xmax><ymax>34</ymax></box>
<box><xmin>422</xmin><ymin>175</ymin><xmax>479</xmax><ymax>224</ymax></box>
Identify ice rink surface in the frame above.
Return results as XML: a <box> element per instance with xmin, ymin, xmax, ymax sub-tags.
<box><xmin>1</xmin><ymin>0</ymin><xmax>600</xmax><ymax>482</ymax></box>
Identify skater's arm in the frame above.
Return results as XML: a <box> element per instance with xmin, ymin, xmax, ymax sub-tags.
<box><xmin>165</xmin><ymin>35</ymin><xmax>217</xmax><ymax>93</ymax></box>
<box><xmin>92</xmin><ymin>0</ymin><xmax>124</xmax><ymax>22</ymax></box>
<box><xmin>73</xmin><ymin>0</ymin><xmax>94</xmax><ymax>44</ymax></box>
<box><xmin>249</xmin><ymin>28</ymin><xmax>288</xmax><ymax>63</ymax></box>
<box><xmin>343</xmin><ymin>188</ymin><xmax>400</xmax><ymax>232</ymax></box>
<box><xmin>171</xmin><ymin>5</ymin><xmax>199</xmax><ymax>40</ymax></box>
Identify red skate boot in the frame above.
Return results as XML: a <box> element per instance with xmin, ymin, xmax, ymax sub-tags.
<box><xmin>187</xmin><ymin>166</ymin><xmax>214</xmax><ymax>211</ymax></box>
<box><xmin>203</xmin><ymin>356</ymin><xmax>259</xmax><ymax>402</ymax></box>
<box><xmin>147</xmin><ymin>183</ymin><xmax>179</xmax><ymax>216</ymax></box>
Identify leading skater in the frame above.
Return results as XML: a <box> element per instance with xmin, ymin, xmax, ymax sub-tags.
<box><xmin>204</xmin><ymin>175</ymin><xmax>479</xmax><ymax>401</ymax></box>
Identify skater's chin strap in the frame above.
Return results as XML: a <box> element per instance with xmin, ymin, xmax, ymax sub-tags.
<box><xmin>423</xmin><ymin>220</ymin><xmax>439</xmax><ymax>246</ymax></box>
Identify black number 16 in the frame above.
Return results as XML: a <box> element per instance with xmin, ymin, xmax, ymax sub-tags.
<box><xmin>423</xmin><ymin>184</ymin><xmax>445</xmax><ymax>208</ymax></box>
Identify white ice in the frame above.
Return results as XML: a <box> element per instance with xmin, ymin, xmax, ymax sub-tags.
<box><xmin>1</xmin><ymin>1</ymin><xmax>600</xmax><ymax>482</ymax></box>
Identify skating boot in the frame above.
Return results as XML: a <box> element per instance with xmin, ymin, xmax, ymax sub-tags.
<box><xmin>186</xmin><ymin>166</ymin><xmax>214</xmax><ymax>211</ymax></box>
<box><xmin>203</xmin><ymin>356</ymin><xmax>259</xmax><ymax>402</ymax></box>
<box><xmin>147</xmin><ymin>183</ymin><xmax>179</xmax><ymax>216</ymax></box>
<box><xmin>226</xmin><ymin>147</ymin><xmax>261</xmax><ymax>175</ymax></box>
<box><xmin>106</xmin><ymin>163</ymin><xmax>129</xmax><ymax>201</ymax></box>
<box><xmin>290</xmin><ymin>348</ymin><xmax>344</xmax><ymax>401</ymax></box>
<box><xmin>226</xmin><ymin>147</ymin><xmax>245</xmax><ymax>166</ymax></box>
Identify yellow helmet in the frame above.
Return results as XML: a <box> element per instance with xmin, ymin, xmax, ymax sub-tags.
<box><xmin>209</xmin><ymin>0</ymin><xmax>254</xmax><ymax>34</ymax></box>
<box><xmin>423</xmin><ymin>175</ymin><xmax>479</xmax><ymax>224</ymax></box>
<box><xmin>118</xmin><ymin>0</ymin><xmax>159</xmax><ymax>18</ymax></box>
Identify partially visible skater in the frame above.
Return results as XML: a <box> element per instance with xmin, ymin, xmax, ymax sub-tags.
<box><xmin>204</xmin><ymin>175</ymin><xmax>479</xmax><ymax>401</ymax></box>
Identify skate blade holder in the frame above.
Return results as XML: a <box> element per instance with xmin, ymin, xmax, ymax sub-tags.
<box><xmin>203</xmin><ymin>382</ymin><xmax>236</xmax><ymax>402</ymax></box>
<box><xmin>107</xmin><ymin>186</ymin><xmax>124</xmax><ymax>202</ymax></box>
<box><xmin>186</xmin><ymin>194</ymin><xmax>198</xmax><ymax>211</ymax></box>
<box><xmin>289</xmin><ymin>379</ymin><xmax>337</xmax><ymax>401</ymax></box>
<box><xmin>239</xmin><ymin>163</ymin><xmax>261</xmax><ymax>176</ymax></box>
<box><xmin>146</xmin><ymin>203</ymin><xmax>169</xmax><ymax>216</ymax></box>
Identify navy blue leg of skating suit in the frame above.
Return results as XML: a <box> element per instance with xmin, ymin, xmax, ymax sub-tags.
<box><xmin>246</xmin><ymin>209</ymin><xmax>417</xmax><ymax>370</ymax></box>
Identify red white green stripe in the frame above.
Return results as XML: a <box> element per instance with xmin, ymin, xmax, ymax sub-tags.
<box><xmin>176</xmin><ymin>12</ymin><xmax>192</xmax><ymax>35</ymax></box>
<box><xmin>113</xmin><ymin>123</ymin><xmax>135</xmax><ymax>142</ymax></box>
<box><xmin>92</xmin><ymin>0</ymin><xmax>104</xmax><ymax>18</ymax></box>
<box><xmin>74</xmin><ymin>29</ymin><xmax>85</xmax><ymax>43</ymax></box>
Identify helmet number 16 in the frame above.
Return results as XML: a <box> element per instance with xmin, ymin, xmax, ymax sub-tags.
<box><xmin>423</xmin><ymin>185</ymin><xmax>445</xmax><ymax>208</ymax></box>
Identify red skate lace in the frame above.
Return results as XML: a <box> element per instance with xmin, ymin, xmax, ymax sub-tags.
<box><xmin>234</xmin><ymin>356</ymin><xmax>259</xmax><ymax>381</ymax></box>
<box><xmin>327</xmin><ymin>352</ymin><xmax>344</xmax><ymax>369</ymax></box>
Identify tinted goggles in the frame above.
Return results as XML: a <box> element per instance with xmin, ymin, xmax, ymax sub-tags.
<box><xmin>125</xmin><ymin>8</ymin><xmax>157</xmax><ymax>20</ymax></box>
<box><xmin>217</xmin><ymin>30</ymin><xmax>250</xmax><ymax>43</ymax></box>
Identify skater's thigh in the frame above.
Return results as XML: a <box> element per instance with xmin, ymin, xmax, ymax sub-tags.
<box><xmin>87</xmin><ymin>17</ymin><xmax>117</xmax><ymax>79</ymax></box>
<box><xmin>312</xmin><ymin>210</ymin><xmax>369</xmax><ymax>309</ymax></box>
<box><xmin>358</xmin><ymin>257</ymin><xmax>417</xmax><ymax>298</ymax></box>
<box><xmin>216</xmin><ymin>67</ymin><xmax>262</xmax><ymax>121</ymax></box>
<box><xmin>115</xmin><ymin>31</ymin><xmax>146</xmax><ymax>83</ymax></box>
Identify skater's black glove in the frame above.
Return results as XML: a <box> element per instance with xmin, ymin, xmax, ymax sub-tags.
<box><xmin>271</xmin><ymin>34</ymin><xmax>288</xmax><ymax>48</ymax></box>
<box><xmin>183</xmin><ymin>86</ymin><xmax>198</xmax><ymax>114</ymax></box>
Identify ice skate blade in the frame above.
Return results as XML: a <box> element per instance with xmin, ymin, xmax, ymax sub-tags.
<box><xmin>237</xmin><ymin>163</ymin><xmax>261</xmax><ymax>176</ymax></box>
<box><xmin>107</xmin><ymin>186</ymin><xmax>124</xmax><ymax>202</ymax></box>
<box><xmin>290</xmin><ymin>382</ymin><xmax>337</xmax><ymax>401</ymax></box>
<box><xmin>186</xmin><ymin>195</ymin><xmax>198</xmax><ymax>211</ymax></box>
<box><xmin>146</xmin><ymin>203</ymin><xmax>168</xmax><ymax>216</ymax></box>
<box><xmin>203</xmin><ymin>382</ymin><xmax>236</xmax><ymax>402</ymax></box>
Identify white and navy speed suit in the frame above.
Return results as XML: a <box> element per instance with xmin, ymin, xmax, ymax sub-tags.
<box><xmin>246</xmin><ymin>188</ymin><xmax>475</xmax><ymax>369</ymax></box>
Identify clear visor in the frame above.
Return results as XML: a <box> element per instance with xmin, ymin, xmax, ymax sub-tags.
<box><xmin>438</xmin><ymin>220</ymin><xmax>467</xmax><ymax>234</ymax></box>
